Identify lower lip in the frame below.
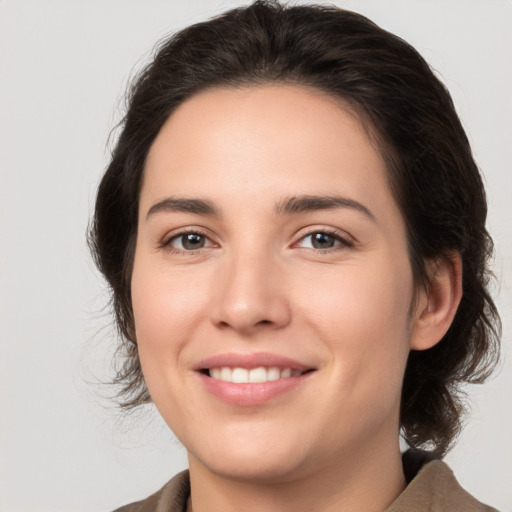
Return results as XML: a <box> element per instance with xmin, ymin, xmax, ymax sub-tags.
<box><xmin>198</xmin><ymin>372</ymin><xmax>311</xmax><ymax>406</ymax></box>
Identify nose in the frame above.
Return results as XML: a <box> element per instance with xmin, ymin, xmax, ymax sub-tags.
<box><xmin>209</xmin><ymin>249</ymin><xmax>291</xmax><ymax>336</ymax></box>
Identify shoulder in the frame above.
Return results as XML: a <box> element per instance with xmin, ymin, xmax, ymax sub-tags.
<box><xmin>112</xmin><ymin>470</ymin><xmax>190</xmax><ymax>512</ymax></box>
<box><xmin>387</xmin><ymin>451</ymin><xmax>499</xmax><ymax>512</ymax></box>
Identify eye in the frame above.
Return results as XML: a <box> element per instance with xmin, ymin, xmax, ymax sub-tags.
<box><xmin>296</xmin><ymin>230</ymin><xmax>353</xmax><ymax>251</ymax></box>
<box><xmin>164</xmin><ymin>231</ymin><xmax>215</xmax><ymax>252</ymax></box>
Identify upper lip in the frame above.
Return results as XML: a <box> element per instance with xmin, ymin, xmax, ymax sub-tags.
<box><xmin>194</xmin><ymin>352</ymin><xmax>314</xmax><ymax>372</ymax></box>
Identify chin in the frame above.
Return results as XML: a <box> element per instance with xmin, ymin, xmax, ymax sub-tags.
<box><xmin>196</xmin><ymin>451</ymin><xmax>307</xmax><ymax>484</ymax></box>
<box><xmin>187</xmin><ymin>425</ymin><xmax>313</xmax><ymax>484</ymax></box>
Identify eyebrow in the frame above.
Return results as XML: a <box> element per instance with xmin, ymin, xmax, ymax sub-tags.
<box><xmin>275</xmin><ymin>195</ymin><xmax>376</xmax><ymax>221</ymax></box>
<box><xmin>147</xmin><ymin>197</ymin><xmax>220</xmax><ymax>218</ymax></box>
<box><xmin>146</xmin><ymin>194</ymin><xmax>375</xmax><ymax>222</ymax></box>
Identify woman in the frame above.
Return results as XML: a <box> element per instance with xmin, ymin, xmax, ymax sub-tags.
<box><xmin>89</xmin><ymin>1</ymin><xmax>501</xmax><ymax>510</ymax></box>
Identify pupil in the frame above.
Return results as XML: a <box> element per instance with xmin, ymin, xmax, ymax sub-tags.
<box><xmin>312</xmin><ymin>233</ymin><xmax>334</xmax><ymax>249</ymax></box>
<box><xmin>183</xmin><ymin>233</ymin><xmax>204</xmax><ymax>250</ymax></box>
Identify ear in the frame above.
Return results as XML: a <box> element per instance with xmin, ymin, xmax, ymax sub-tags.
<box><xmin>409</xmin><ymin>252</ymin><xmax>463</xmax><ymax>351</ymax></box>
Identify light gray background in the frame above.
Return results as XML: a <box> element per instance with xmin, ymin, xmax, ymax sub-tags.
<box><xmin>1</xmin><ymin>1</ymin><xmax>511</xmax><ymax>511</ymax></box>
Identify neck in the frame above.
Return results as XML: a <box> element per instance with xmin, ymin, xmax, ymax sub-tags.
<box><xmin>187</xmin><ymin>441</ymin><xmax>406</xmax><ymax>512</ymax></box>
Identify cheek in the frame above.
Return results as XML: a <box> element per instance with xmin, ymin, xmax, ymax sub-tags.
<box><xmin>298</xmin><ymin>256</ymin><xmax>414</xmax><ymax>386</ymax></box>
<box><xmin>302</xmin><ymin>255</ymin><xmax>412</xmax><ymax>330</ymax></box>
<box><xmin>130</xmin><ymin>255</ymin><xmax>209</xmax><ymax>382</ymax></box>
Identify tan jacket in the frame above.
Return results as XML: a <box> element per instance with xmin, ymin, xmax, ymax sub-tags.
<box><xmin>114</xmin><ymin>453</ymin><xmax>498</xmax><ymax>512</ymax></box>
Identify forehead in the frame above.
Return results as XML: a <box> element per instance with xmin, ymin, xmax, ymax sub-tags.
<box><xmin>142</xmin><ymin>85</ymin><xmax>399</xmax><ymax>224</ymax></box>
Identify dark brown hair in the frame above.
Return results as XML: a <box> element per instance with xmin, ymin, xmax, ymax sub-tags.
<box><xmin>89</xmin><ymin>0</ymin><xmax>500</xmax><ymax>455</ymax></box>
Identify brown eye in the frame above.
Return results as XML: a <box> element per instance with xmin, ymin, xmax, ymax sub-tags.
<box><xmin>310</xmin><ymin>232</ymin><xmax>337</xmax><ymax>249</ymax></box>
<box><xmin>182</xmin><ymin>233</ymin><xmax>205</xmax><ymax>250</ymax></box>
<box><xmin>296</xmin><ymin>230</ymin><xmax>353</xmax><ymax>251</ymax></box>
<box><xmin>167</xmin><ymin>232</ymin><xmax>212</xmax><ymax>251</ymax></box>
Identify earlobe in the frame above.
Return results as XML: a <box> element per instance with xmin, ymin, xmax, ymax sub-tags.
<box><xmin>410</xmin><ymin>252</ymin><xmax>463</xmax><ymax>351</ymax></box>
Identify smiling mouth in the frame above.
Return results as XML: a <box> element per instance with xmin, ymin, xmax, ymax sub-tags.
<box><xmin>197</xmin><ymin>357</ymin><xmax>316</xmax><ymax>405</ymax></box>
<box><xmin>202</xmin><ymin>367</ymin><xmax>311</xmax><ymax>383</ymax></box>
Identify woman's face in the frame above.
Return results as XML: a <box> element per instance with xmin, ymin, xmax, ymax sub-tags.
<box><xmin>132</xmin><ymin>85</ymin><xmax>419</xmax><ymax>482</ymax></box>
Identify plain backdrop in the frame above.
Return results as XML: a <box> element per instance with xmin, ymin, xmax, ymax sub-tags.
<box><xmin>1</xmin><ymin>1</ymin><xmax>511</xmax><ymax>511</ymax></box>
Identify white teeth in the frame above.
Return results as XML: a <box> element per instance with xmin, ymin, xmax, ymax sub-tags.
<box><xmin>267</xmin><ymin>367</ymin><xmax>280</xmax><ymax>381</ymax></box>
<box><xmin>220</xmin><ymin>367</ymin><xmax>232</xmax><ymax>382</ymax></box>
<box><xmin>232</xmin><ymin>368</ymin><xmax>249</xmax><ymax>383</ymax></box>
<box><xmin>280</xmin><ymin>368</ymin><xmax>292</xmax><ymax>378</ymax></box>
<box><xmin>208</xmin><ymin>366</ymin><xmax>303</xmax><ymax>383</ymax></box>
<box><xmin>249</xmin><ymin>367</ymin><xmax>267</xmax><ymax>383</ymax></box>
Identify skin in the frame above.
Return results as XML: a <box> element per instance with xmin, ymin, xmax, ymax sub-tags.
<box><xmin>131</xmin><ymin>85</ymin><xmax>462</xmax><ymax>512</ymax></box>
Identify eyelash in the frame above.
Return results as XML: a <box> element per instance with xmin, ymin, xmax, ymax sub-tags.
<box><xmin>295</xmin><ymin>229</ymin><xmax>354</xmax><ymax>252</ymax></box>
<box><xmin>160</xmin><ymin>228</ymin><xmax>354</xmax><ymax>255</ymax></box>
<box><xmin>160</xmin><ymin>228</ymin><xmax>214</xmax><ymax>254</ymax></box>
